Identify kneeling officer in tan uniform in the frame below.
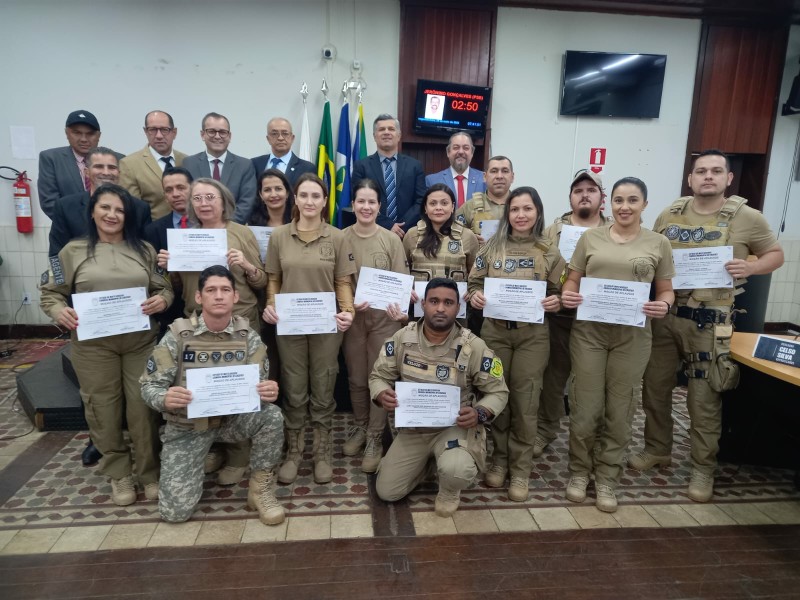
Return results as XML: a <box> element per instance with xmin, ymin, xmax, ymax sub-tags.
<box><xmin>141</xmin><ymin>265</ymin><xmax>284</xmax><ymax>525</ymax></box>
<box><xmin>369</xmin><ymin>278</ymin><xmax>508</xmax><ymax>517</ymax></box>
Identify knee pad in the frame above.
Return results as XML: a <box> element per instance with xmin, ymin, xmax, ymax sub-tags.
<box><xmin>437</xmin><ymin>447</ymin><xmax>477</xmax><ymax>490</ymax></box>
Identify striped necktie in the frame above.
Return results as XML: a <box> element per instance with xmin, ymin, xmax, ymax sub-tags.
<box><xmin>383</xmin><ymin>157</ymin><xmax>397</xmax><ymax>222</ymax></box>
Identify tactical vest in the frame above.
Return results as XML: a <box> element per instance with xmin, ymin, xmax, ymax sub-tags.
<box><xmin>410</xmin><ymin>221</ymin><xmax>469</xmax><ymax>282</ymax></box>
<box><xmin>166</xmin><ymin>315</ymin><xmax>251</xmax><ymax>430</ymax></box>
<box><xmin>395</xmin><ymin>322</ymin><xmax>473</xmax><ymax>415</ymax></box>
<box><xmin>466</xmin><ymin>194</ymin><xmax>504</xmax><ymax>236</ymax></box>
<box><xmin>660</xmin><ymin>196</ymin><xmax>747</xmax><ymax>308</ymax></box>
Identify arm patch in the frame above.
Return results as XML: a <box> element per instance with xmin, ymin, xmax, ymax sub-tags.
<box><xmin>385</xmin><ymin>341</ymin><xmax>395</xmax><ymax>357</ymax></box>
<box><xmin>48</xmin><ymin>256</ymin><xmax>65</xmax><ymax>285</ymax></box>
<box><xmin>480</xmin><ymin>356</ymin><xmax>492</xmax><ymax>373</ymax></box>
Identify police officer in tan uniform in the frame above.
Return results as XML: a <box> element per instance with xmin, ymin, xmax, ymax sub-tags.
<box><xmin>40</xmin><ymin>183</ymin><xmax>173</xmax><ymax>506</ymax></box>
<box><xmin>536</xmin><ymin>171</ymin><xmax>612</xmax><ymax>457</ymax></box>
<box><xmin>140</xmin><ymin>266</ymin><xmax>285</xmax><ymax>525</ymax></box>
<box><xmin>632</xmin><ymin>150</ymin><xmax>784</xmax><ymax>502</ymax></box>
<box><xmin>370</xmin><ymin>278</ymin><xmax>508</xmax><ymax>517</ymax></box>
<box><xmin>262</xmin><ymin>174</ymin><xmax>357</xmax><ymax>485</ymax></box>
<box><xmin>455</xmin><ymin>155</ymin><xmax>514</xmax><ymax>243</ymax></box>
<box><xmin>468</xmin><ymin>186</ymin><xmax>565</xmax><ymax>502</ymax></box>
<box><xmin>562</xmin><ymin>177</ymin><xmax>675</xmax><ymax>513</ymax></box>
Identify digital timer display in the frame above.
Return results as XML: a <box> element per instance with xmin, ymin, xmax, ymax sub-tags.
<box><xmin>413</xmin><ymin>79</ymin><xmax>492</xmax><ymax>138</ymax></box>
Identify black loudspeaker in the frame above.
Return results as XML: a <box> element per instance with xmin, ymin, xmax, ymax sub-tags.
<box><xmin>782</xmin><ymin>62</ymin><xmax>800</xmax><ymax>116</ymax></box>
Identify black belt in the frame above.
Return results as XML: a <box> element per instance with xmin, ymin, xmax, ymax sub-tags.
<box><xmin>673</xmin><ymin>306</ymin><xmax>730</xmax><ymax>328</ymax></box>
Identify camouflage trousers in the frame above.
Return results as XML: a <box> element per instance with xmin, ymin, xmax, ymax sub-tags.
<box><xmin>159</xmin><ymin>404</ymin><xmax>284</xmax><ymax>523</ymax></box>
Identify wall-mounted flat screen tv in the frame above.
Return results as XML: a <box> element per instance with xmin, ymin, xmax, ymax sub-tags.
<box><xmin>413</xmin><ymin>79</ymin><xmax>492</xmax><ymax>137</ymax></box>
<box><xmin>559</xmin><ymin>51</ymin><xmax>667</xmax><ymax>118</ymax></box>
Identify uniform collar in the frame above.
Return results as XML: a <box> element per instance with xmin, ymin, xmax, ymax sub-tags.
<box><xmin>192</xmin><ymin>314</ymin><xmax>235</xmax><ymax>336</ymax></box>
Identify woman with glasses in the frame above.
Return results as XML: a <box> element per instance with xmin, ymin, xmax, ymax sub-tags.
<box><xmin>467</xmin><ymin>186</ymin><xmax>564</xmax><ymax>502</ymax></box>
<box><xmin>157</xmin><ymin>177</ymin><xmax>266</xmax><ymax>486</ymax></box>
<box><xmin>40</xmin><ymin>183</ymin><xmax>172</xmax><ymax>506</ymax></box>
<box><xmin>262</xmin><ymin>174</ymin><xmax>356</xmax><ymax>485</ymax></box>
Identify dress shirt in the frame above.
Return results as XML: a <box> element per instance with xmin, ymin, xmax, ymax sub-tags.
<box><xmin>149</xmin><ymin>146</ymin><xmax>176</xmax><ymax>171</ymax></box>
<box><xmin>206</xmin><ymin>151</ymin><xmax>228</xmax><ymax>176</ymax></box>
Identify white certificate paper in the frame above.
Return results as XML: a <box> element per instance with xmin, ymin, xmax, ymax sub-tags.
<box><xmin>672</xmin><ymin>246</ymin><xmax>733</xmax><ymax>290</ymax></box>
<box><xmin>72</xmin><ymin>287</ymin><xmax>150</xmax><ymax>341</ymax></box>
<box><xmin>354</xmin><ymin>267</ymin><xmax>414</xmax><ymax>314</ymax></box>
<box><xmin>186</xmin><ymin>364</ymin><xmax>260</xmax><ymax>419</ymax></box>
<box><xmin>275</xmin><ymin>292</ymin><xmax>337</xmax><ymax>335</ymax></box>
<box><xmin>248</xmin><ymin>226</ymin><xmax>274</xmax><ymax>263</ymax></box>
<box><xmin>394</xmin><ymin>381</ymin><xmax>461</xmax><ymax>428</ymax></box>
<box><xmin>559</xmin><ymin>225</ymin><xmax>589</xmax><ymax>262</ymax></box>
<box><xmin>479</xmin><ymin>220</ymin><xmax>499</xmax><ymax>240</ymax></box>
<box><xmin>483</xmin><ymin>277</ymin><xmax>546</xmax><ymax>324</ymax></box>
<box><xmin>413</xmin><ymin>281</ymin><xmax>467</xmax><ymax>318</ymax></box>
<box><xmin>167</xmin><ymin>229</ymin><xmax>228</xmax><ymax>271</ymax></box>
<box><xmin>576</xmin><ymin>277</ymin><xmax>650</xmax><ymax>328</ymax></box>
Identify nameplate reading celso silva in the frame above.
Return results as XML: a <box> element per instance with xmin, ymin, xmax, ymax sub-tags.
<box><xmin>753</xmin><ymin>335</ymin><xmax>799</xmax><ymax>369</ymax></box>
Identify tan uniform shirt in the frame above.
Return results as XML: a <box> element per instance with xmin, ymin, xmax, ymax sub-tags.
<box><xmin>455</xmin><ymin>193</ymin><xmax>505</xmax><ymax>236</ymax></box>
<box><xmin>570</xmin><ymin>224</ymin><xmax>675</xmax><ymax>283</ymax></box>
<box><xmin>344</xmin><ymin>225</ymin><xmax>409</xmax><ymax>284</ymax></box>
<box><xmin>179</xmin><ymin>221</ymin><xmax>266</xmax><ymax>324</ymax></box>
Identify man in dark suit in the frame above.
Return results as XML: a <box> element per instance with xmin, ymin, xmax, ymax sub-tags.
<box><xmin>183</xmin><ymin>112</ymin><xmax>257</xmax><ymax>224</ymax></box>
<box><xmin>351</xmin><ymin>114</ymin><xmax>426</xmax><ymax>238</ymax></box>
<box><xmin>424</xmin><ymin>131</ymin><xmax>486</xmax><ymax>208</ymax></box>
<box><xmin>251</xmin><ymin>117</ymin><xmax>315</xmax><ymax>189</ymax></box>
<box><xmin>144</xmin><ymin>167</ymin><xmax>192</xmax><ymax>333</ymax></box>
<box><xmin>48</xmin><ymin>147</ymin><xmax>151</xmax><ymax>256</ymax></box>
<box><xmin>38</xmin><ymin>110</ymin><xmax>124</xmax><ymax>219</ymax></box>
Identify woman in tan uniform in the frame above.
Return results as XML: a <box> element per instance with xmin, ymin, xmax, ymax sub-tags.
<box><xmin>561</xmin><ymin>177</ymin><xmax>675</xmax><ymax>513</ymax></box>
<box><xmin>341</xmin><ymin>179</ymin><xmax>409</xmax><ymax>472</ymax></box>
<box><xmin>262</xmin><ymin>173</ymin><xmax>357</xmax><ymax>484</ymax></box>
<box><xmin>404</xmin><ymin>184</ymin><xmax>479</xmax><ymax>302</ymax></box>
<box><xmin>40</xmin><ymin>183</ymin><xmax>172</xmax><ymax>506</ymax></box>
<box><xmin>157</xmin><ymin>177</ymin><xmax>267</xmax><ymax>485</ymax></box>
<box><xmin>468</xmin><ymin>186</ymin><xmax>564</xmax><ymax>502</ymax></box>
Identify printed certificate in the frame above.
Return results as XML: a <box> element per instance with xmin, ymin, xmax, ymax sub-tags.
<box><xmin>394</xmin><ymin>381</ymin><xmax>461</xmax><ymax>427</ymax></box>
<box><xmin>72</xmin><ymin>287</ymin><xmax>150</xmax><ymax>341</ymax></box>
<box><xmin>275</xmin><ymin>292</ymin><xmax>337</xmax><ymax>335</ymax></box>
<box><xmin>413</xmin><ymin>281</ymin><xmax>467</xmax><ymax>318</ymax></box>
<box><xmin>576</xmin><ymin>277</ymin><xmax>650</xmax><ymax>327</ymax></box>
<box><xmin>672</xmin><ymin>246</ymin><xmax>733</xmax><ymax>290</ymax></box>
<box><xmin>482</xmin><ymin>277</ymin><xmax>546</xmax><ymax>324</ymax></box>
<box><xmin>186</xmin><ymin>364</ymin><xmax>260</xmax><ymax>418</ymax></box>
<box><xmin>558</xmin><ymin>224</ymin><xmax>589</xmax><ymax>262</ymax></box>
<box><xmin>479</xmin><ymin>219</ymin><xmax>499</xmax><ymax>240</ymax></box>
<box><xmin>248</xmin><ymin>226</ymin><xmax>274</xmax><ymax>263</ymax></box>
<box><xmin>167</xmin><ymin>229</ymin><xmax>228</xmax><ymax>271</ymax></box>
<box><xmin>354</xmin><ymin>267</ymin><xmax>414</xmax><ymax>313</ymax></box>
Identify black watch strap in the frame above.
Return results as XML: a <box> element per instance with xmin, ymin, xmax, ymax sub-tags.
<box><xmin>475</xmin><ymin>406</ymin><xmax>491</xmax><ymax>424</ymax></box>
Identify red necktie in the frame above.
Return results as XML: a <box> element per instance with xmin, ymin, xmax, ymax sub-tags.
<box><xmin>80</xmin><ymin>159</ymin><xmax>91</xmax><ymax>191</ymax></box>
<box><xmin>212</xmin><ymin>159</ymin><xmax>221</xmax><ymax>181</ymax></box>
<box><xmin>179</xmin><ymin>215</ymin><xmax>188</xmax><ymax>229</ymax></box>
<box><xmin>456</xmin><ymin>175</ymin><xmax>466</xmax><ymax>208</ymax></box>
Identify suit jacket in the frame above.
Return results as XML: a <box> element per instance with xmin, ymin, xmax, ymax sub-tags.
<box><xmin>143</xmin><ymin>212</ymin><xmax>186</xmax><ymax>333</ymax></box>
<box><xmin>251</xmin><ymin>152</ymin><xmax>316</xmax><ymax>189</ymax></box>
<box><xmin>38</xmin><ymin>146</ymin><xmax>125</xmax><ymax>219</ymax></box>
<box><xmin>425</xmin><ymin>168</ymin><xmax>486</xmax><ymax>202</ymax></box>
<box><xmin>351</xmin><ymin>152</ymin><xmax>426</xmax><ymax>232</ymax></box>
<box><xmin>48</xmin><ymin>191</ymin><xmax>152</xmax><ymax>257</ymax></box>
<box><xmin>183</xmin><ymin>151</ymin><xmax>257</xmax><ymax>224</ymax></box>
<box><xmin>119</xmin><ymin>145</ymin><xmax>187</xmax><ymax>220</ymax></box>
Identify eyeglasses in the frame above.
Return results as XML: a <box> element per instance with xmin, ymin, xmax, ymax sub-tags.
<box><xmin>204</xmin><ymin>128</ymin><xmax>230</xmax><ymax>138</ymax></box>
<box><xmin>145</xmin><ymin>127</ymin><xmax>173</xmax><ymax>136</ymax></box>
<box><xmin>268</xmin><ymin>130</ymin><xmax>292</xmax><ymax>139</ymax></box>
<box><xmin>191</xmin><ymin>194</ymin><xmax>220</xmax><ymax>204</ymax></box>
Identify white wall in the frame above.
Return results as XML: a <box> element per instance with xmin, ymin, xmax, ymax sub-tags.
<box><xmin>764</xmin><ymin>24</ymin><xmax>800</xmax><ymax>324</ymax></box>
<box><xmin>492</xmin><ymin>8</ymin><xmax>700</xmax><ymax>223</ymax></box>
<box><xmin>0</xmin><ymin>0</ymin><xmax>399</xmax><ymax>325</ymax></box>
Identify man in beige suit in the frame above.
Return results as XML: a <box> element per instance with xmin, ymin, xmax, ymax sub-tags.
<box><xmin>120</xmin><ymin>110</ymin><xmax>187</xmax><ymax>219</ymax></box>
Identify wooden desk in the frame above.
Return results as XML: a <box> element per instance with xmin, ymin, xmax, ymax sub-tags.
<box><xmin>730</xmin><ymin>333</ymin><xmax>800</xmax><ymax>387</ymax></box>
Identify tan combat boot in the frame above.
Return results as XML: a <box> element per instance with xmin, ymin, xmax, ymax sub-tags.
<box><xmin>342</xmin><ymin>425</ymin><xmax>367</xmax><ymax>456</ymax></box>
<box><xmin>312</xmin><ymin>428</ymin><xmax>333</xmax><ymax>483</ymax></box>
<box><xmin>361</xmin><ymin>433</ymin><xmax>383</xmax><ymax>473</ymax></box>
<box><xmin>434</xmin><ymin>486</ymin><xmax>461</xmax><ymax>517</ymax></box>
<box><xmin>247</xmin><ymin>470</ymin><xmax>285</xmax><ymax>525</ymax></box>
<box><xmin>277</xmin><ymin>428</ymin><xmax>304</xmax><ymax>484</ymax></box>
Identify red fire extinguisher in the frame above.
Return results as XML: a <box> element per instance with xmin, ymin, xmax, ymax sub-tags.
<box><xmin>14</xmin><ymin>171</ymin><xmax>33</xmax><ymax>233</ymax></box>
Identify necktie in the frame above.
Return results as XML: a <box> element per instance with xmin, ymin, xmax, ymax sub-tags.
<box><xmin>212</xmin><ymin>159</ymin><xmax>221</xmax><ymax>181</ymax></box>
<box><xmin>270</xmin><ymin>157</ymin><xmax>282</xmax><ymax>170</ymax></box>
<box><xmin>383</xmin><ymin>157</ymin><xmax>397</xmax><ymax>222</ymax></box>
<box><xmin>161</xmin><ymin>156</ymin><xmax>172</xmax><ymax>170</ymax></box>
<box><xmin>80</xmin><ymin>159</ymin><xmax>90</xmax><ymax>191</ymax></box>
<box><xmin>179</xmin><ymin>215</ymin><xmax>188</xmax><ymax>229</ymax></box>
<box><xmin>455</xmin><ymin>175</ymin><xmax>466</xmax><ymax>208</ymax></box>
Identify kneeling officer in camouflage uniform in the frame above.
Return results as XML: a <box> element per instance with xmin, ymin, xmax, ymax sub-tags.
<box><xmin>370</xmin><ymin>278</ymin><xmax>508</xmax><ymax>517</ymax></box>
<box><xmin>141</xmin><ymin>265</ymin><xmax>284</xmax><ymax>525</ymax></box>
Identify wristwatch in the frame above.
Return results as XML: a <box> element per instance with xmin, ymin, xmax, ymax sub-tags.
<box><xmin>475</xmin><ymin>406</ymin><xmax>491</xmax><ymax>424</ymax></box>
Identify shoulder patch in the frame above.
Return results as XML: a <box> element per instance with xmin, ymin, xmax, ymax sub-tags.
<box><xmin>455</xmin><ymin>214</ymin><xmax>466</xmax><ymax>225</ymax></box>
<box><xmin>480</xmin><ymin>356</ymin><xmax>492</xmax><ymax>373</ymax></box>
<box><xmin>48</xmin><ymin>256</ymin><xmax>65</xmax><ymax>285</ymax></box>
<box><xmin>146</xmin><ymin>356</ymin><xmax>156</xmax><ymax>374</ymax></box>
<box><xmin>475</xmin><ymin>256</ymin><xmax>486</xmax><ymax>270</ymax></box>
<box><xmin>40</xmin><ymin>270</ymin><xmax>49</xmax><ymax>285</ymax></box>
<box><xmin>490</xmin><ymin>357</ymin><xmax>504</xmax><ymax>378</ymax></box>
<box><xmin>348</xmin><ymin>253</ymin><xmax>355</xmax><ymax>261</ymax></box>
<box><xmin>385</xmin><ymin>340</ymin><xmax>395</xmax><ymax>357</ymax></box>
